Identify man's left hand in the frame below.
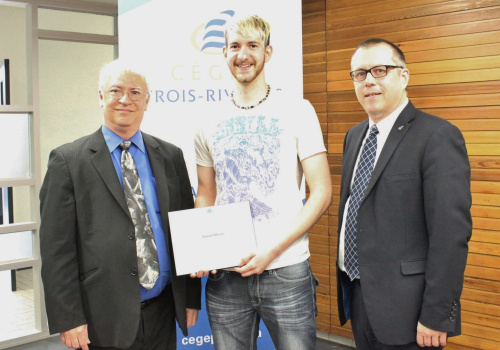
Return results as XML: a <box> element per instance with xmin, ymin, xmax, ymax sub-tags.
<box><xmin>416</xmin><ymin>322</ymin><xmax>447</xmax><ymax>347</ymax></box>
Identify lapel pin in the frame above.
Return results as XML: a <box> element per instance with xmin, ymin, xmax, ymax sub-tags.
<box><xmin>398</xmin><ymin>125</ymin><xmax>405</xmax><ymax>131</ymax></box>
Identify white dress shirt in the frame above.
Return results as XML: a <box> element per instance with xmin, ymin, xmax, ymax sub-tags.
<box><xmin>338</xmin><ymin>99</ymin><xmax>409</xmax><ymax>274</ymax></box>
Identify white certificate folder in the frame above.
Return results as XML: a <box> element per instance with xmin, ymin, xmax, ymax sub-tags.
<box><xmin>168</xmin><ymin>201</ymin><xmax>256</xmax><ymax>275</ymax></box>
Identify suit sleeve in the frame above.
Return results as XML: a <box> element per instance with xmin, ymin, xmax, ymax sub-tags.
<box><xmin>39</xmin><ymin>148</ymin><xmax>87</xmax><ymax>334</ymax></box>
<box><xmin>177</xmin><ymin>148</ymin><xmax>202</xmax><ymax>310</ymax></box>
<box><xmin>419</xmin><ymin>122</ymin><xmax>472</xmax><ymax>332</ymax></box>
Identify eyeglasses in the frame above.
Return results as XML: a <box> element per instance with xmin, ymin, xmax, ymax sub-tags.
<box><xmin>350</xmin><ymin>65</ymin><xmax>404</xmax><ymax>82</ymax></box>
<box><xmin>104</xmin><ymin>88</ymin><xmax>149</xmax><ymax>101</ymax></box>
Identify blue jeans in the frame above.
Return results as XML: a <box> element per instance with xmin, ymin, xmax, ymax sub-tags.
<box><xmin>206</xmin><ymin>260</ymin><xmax>318</xmax><ymax>350</ymax></box>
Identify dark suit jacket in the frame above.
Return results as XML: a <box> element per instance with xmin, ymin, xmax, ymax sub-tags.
<box><xmin>337</xmin><ymin>101</ymin><xmax>472</xmax><ymax>345</ymax></box>
<box><xmin>40</xmin><ymin>128</ymin><xmax>201</xmax><ymax>348</ymax></box>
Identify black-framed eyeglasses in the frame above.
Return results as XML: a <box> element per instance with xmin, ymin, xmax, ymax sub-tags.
<box><xmin>350</xmin><ymin>65</ymin><xmax>404</xmax><ymax>82</ymax></box>
<box><xmin>104</xmin><ymin>88</ymin><xmax>149</xmax><ymax>101</ymax></box>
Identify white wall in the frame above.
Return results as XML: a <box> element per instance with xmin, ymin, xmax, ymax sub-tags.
<box><xmin>38</xmin><ymin>40</ymin><xmax>114</xmax><ymax>175</ymax></box>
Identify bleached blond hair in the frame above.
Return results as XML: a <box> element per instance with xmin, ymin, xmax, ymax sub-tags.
<box><xmin>224</xmin><ymin>15</ymin><xmax>271</xmax><ymax>47</ymax></box>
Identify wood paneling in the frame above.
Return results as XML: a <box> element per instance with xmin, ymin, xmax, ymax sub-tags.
<box><xmin>303</xmin><ymin>0</ymin><xmax>500</xmax><ymax>347</ymax></box>
<box><xmin>303</xmin><ymin>0</ymin><xmax>332</xmax><ymax>335</ymax></box>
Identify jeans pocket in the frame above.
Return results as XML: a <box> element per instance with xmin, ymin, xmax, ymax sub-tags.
<box><xmin>272</xmin><ymin>260</ymin><xmax>311</xmax><ymax>283</ymax></box>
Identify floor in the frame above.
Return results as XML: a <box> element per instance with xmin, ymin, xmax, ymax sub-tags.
<box><xmin>1</xmin><ymin>269</ymin><xmax>354</xmax><ymax>350</ymax></box>
<box><xmin>5</xmin><ymin>337</ymin><xmax>66</xmax><ymax>350</ymax></box>
<box><xmin>317</xmin><ymin>336</ymin><xmax>354</xmax><ymax>350</ymax></box>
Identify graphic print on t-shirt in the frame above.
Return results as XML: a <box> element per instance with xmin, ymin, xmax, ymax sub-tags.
<box><xmin>213</xmin><ymin>115</ymin><xmax>282</xmax><ymax>222</ymax></box>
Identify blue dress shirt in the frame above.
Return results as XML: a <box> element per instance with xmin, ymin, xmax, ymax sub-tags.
<box><xmin>102</xmin><ymin>125</ymin><xmax>171</xmax><ymax>301</ymax></box>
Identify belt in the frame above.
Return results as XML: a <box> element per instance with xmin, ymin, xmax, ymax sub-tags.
<box><xmin>140</xmin><ymin>295</ymin><xmax>161</xmax><ymax>309</ymax></box>
<box><xmin>140</xmin><ymin>284</ymin><xmax>171</xmax><ymax>309</ymax></box>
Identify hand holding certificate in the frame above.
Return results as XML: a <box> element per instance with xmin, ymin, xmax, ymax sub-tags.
<box><xmin>168</xmin><ymin>201</ymin><xmax>256</xmax><ymax>276</ymax></box>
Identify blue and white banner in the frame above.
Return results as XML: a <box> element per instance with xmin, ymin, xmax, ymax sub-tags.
<box><xmin>118</xmin><ymin>1</ymin><xmax>303</xmax><ymax>348</ymax></box>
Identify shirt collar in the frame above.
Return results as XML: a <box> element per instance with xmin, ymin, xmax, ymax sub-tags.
<box><xmin>101</xmin><ymin>125</ymin><xmax>146</xmax><ymax>154</ymax></box>
<box><xmin>369</xmin><ymin>98</ymin><xmax>409</xmax><ymax>136</ymax></box>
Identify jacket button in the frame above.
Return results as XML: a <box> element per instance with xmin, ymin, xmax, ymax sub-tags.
<box><xmin>451</xmin><ymin>311</ymin><xmax>455</xmax><ymax>317</ymax></box>
<box><xmin>131</xmin><ymin>268</ymin><xmax>137</xmax><ymax>276</ymax></box>
<box><xmin>452</xmin><ymin>305</ymin><xmax>457</xmax><ymax>311</ymax></box>
<box><xmin>128</xmin><ymin>233</ymin><xmax>135</xmax><ymax>240</ymax></box>
<box><xmin>449</xmin><ymin>316</ymin><xmax>455</xmax><ymax>322</ymax></box>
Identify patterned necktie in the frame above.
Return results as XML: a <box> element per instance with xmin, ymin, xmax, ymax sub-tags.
<box><xmin>344</xmin><ymin>125</ymin><xmax>379</xmax><ymax>280</ymax></box>
<box><xmin>120</xmin><ymin>141</ymin><xmax>159</xmax><ymax>290</ymax></box>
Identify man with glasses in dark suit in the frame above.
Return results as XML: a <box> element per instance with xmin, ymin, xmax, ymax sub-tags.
<box><xmin>336</xmin><ymin>38</ymin><xmax>472</xmax><ymax>349</ymax></box>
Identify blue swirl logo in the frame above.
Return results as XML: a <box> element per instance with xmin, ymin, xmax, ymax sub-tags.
<box><xmin>191</xmin><ymin>10</ymin><xmax>235</xmax><ymax>55</ymax></box>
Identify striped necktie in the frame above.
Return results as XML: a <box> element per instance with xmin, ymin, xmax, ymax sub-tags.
<box><xmin>344</xmin><ymin>125</ymin><xmax>379</xmax><ymax>280</ymax></box>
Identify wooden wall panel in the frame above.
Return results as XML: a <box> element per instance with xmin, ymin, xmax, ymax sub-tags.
<box><xmin>303</xmin><ymin>0</ymin><xmax>500</xmax><ymax>347</ymax></box>
<box><xmin>303</xmin><ymin>0</ymin><xmax>331</xmax><ymax>334</ymax></box>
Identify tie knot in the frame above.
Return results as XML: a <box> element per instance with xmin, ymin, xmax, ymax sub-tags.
<box><xmin>120</xmin><ymin>141</ymin><xmax>132</xmax><ymax>151</ymax></box>
<box><xmin>370</xmin><ymin>124</ymin><xmax>379</xmax><ymax>137</ymax></box>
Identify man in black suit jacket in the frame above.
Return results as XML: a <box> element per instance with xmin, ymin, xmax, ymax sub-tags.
<box><xmin>337</xmin><ymin>38</ymin><xmax>472</xmax><ymax>349</ymax></box>
<box><xmin>40</xmin><ymin>59</ymin><xmax>201</xmax><ymax>350</ymax></box>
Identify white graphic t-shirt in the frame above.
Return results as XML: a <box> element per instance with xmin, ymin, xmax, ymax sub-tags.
<box><xmin>195</xmin><ymin>89</ymin><xmax>326</xmax><ymax>269</ymax></box>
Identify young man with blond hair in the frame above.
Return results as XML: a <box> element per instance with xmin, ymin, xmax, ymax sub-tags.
<box><xmin>193</xmin><ymin>15</ymin><xmax>332</xmax><ymax>349</ymax></box>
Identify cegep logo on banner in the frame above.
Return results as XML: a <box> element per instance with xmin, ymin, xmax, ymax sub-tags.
<box><xmin>191</xmin><ymin>10</ymin><xmax>235</xmax><ymax>55</ymax></box>
<box><xmin>153</xmin><ymin>10</ymin><xmax>235</xmax><ymax>104</ymax></box>
<box><xmin>181</xmin><ymin>331</ymin><xmax>263</xmax><ymax>347</ymax></box>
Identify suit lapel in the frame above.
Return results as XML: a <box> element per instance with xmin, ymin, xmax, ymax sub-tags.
<box><xmin>89</xmin><ymin>129</ymin><xmax>129</xmax><ymax>216</ymax></box>
<box><xmin>362</xmin><ymin>102</ymin><xmax>416</xmax><ymax>203</ymax></box>
<box><xmin>143</xmin><ymin>133</ymin><xmax>172</xmax><ymax>257</ymax></box>
<box><xmin>143</xmin><ymin>133</ymin><xmax>170</xmax><ymax>215</ymax></box>
<box><xmin>142</xmin><ymin>133</ymin><xmax>172</xmax><ymax>261</ymax></box>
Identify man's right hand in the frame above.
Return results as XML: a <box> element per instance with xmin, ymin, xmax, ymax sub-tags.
<box><xmin>60</xmin><ymin>324</ymin><xmax>90</xmax><ymax>350</ymax></box>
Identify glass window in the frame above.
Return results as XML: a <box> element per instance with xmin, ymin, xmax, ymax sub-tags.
<box><xmin>0</xmin><ymin>2</ymin><xmax>117</xmax><ymax>346</ymax></box>
<box><xmin>1</xmin><ymin>185</ymin><xmax>33</xmax><ymax>225</ymax></box>
<box><xmin>0</xmin><ymin>114</ymin><xmax>30</xmax><ymax>179</ymax></box>
<box><xmin>38</xmin><ymin>8</ymin><xmax>114</xmax><ymax>35</ymax></box>
<box><xmin>0</xmin><ymin>231</ymin><xmax>33</xmax><ymax>262</ymax></box>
